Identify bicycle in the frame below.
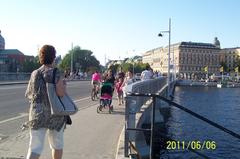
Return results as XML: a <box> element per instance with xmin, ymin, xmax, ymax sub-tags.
<box><xmin>91</xmin><ymin>84</ymin><xmax>99</xmax><ymax>101</ymax></box>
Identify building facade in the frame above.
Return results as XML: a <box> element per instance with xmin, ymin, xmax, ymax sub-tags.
<box><xmin>0</xmin><ymin>31</ymin><xmax>34</xmax><ymax>72</ymax></box>
<box><xmin>0</xmin><ymin>30</ymin><xmax>5</xmax><ymax>50</ymax></box>
<box><xmin>220</xmin><ymin>47</ymin><xmax>240</xmax><ymax>71</ymax></box>
<box><xmin>142</xmin><ymin>50</ymin><xmax>153</xmax><ymax>66</ymax></box>
<box><xmin>143</xmin><ymin>39</ymin><xmax>222</xmax><ymax>79</ymax></box>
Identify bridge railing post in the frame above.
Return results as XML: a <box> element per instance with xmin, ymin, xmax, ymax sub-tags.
<box><xmin>124</xmin><ymin>96</ymin><xmax>130</xmax><ymax>157</ymax></box>
<box><xmin>124</xmin><ymin>96</ymin><xmax>137</xmax><ymax>157</ymax></box>
<box><xmin>150</xmin><ymin>96</ymin><xmax>156</xmax><ymax>159</ymax></box>
<box><xmin>124</xmin><ymin>77</ymin><xmax>168</xmax><ymax>157</ymax></box>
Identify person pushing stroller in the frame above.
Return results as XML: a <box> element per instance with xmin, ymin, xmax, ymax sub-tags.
<box><xmin>97</xmin><ymin>69</ymin><xmax>115</xmax><ymax>113</ymax></box>
<box><xmin>97</xmin><ymin>81</ymin><xmax>114</xmax><ymax>113</ymax></box>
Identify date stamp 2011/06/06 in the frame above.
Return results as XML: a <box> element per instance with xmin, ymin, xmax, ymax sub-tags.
<box><xmin>166</xmin><ymin>140</ymin><xmax>217</xmax><ymax>150</ymax></box>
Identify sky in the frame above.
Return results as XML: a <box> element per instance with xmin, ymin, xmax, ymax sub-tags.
<box><xmin>1</xmin><ymin>0</ymin><xmax>240</xmax><ymax>65</ymax></box>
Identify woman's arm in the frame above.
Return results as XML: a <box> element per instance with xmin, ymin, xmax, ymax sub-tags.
<box><xmin>55</xmin><ymin>69</ymin><xmax>66</xmax><ymax>97</ymax></box>
<box><xmin>56</xmin><ymin>78</ymin><xmax>66</xmax><ymax>97</ymax></box>
<box><xmin>25</xmin><ymin>70</ymin><xmax>39</xmax><ymax>100</ymax></box>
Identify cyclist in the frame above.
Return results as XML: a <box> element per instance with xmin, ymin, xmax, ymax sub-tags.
<box><xmin>91</xmin><ymin>70</ymin><xmax>101</xmax><ymax>99</ymax></box>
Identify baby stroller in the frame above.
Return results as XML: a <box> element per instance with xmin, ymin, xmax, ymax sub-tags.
<box><xmin>97</xmin><ymin>82</ymin><xmax>114</xmax><ymax>114</ymax></box>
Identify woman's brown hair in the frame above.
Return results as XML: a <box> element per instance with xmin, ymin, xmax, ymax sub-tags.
<box><xmin>39</xmin><ymin>45</ymin><xmax>56</xmax><ymax>65</ymax></box>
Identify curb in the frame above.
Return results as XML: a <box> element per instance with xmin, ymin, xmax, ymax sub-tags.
<box><xmin>0</xmin><ymin>82</ymin><xmax>28</xmax><ymax>85</ymax></box>
<box><xmin>115</xmin><ymin>126</ymin><xmax>127</xmax><ymax>159</ymax></box>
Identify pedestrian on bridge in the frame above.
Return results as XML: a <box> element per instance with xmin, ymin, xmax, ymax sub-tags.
<box><xmin>103</xmin><ymin>69</ymin><xmax>116</xmax><ymax>92</ymax></box>
<box><xmin>24</xmin><ymin>45</ymin><xmax>67</xmax><ymax>159</ymax></box>
<box><xmin>122</xmin><ymin>70</ymin><xmax>135</xmax><ymax>98</ymax></box>
<box><xmin>141</xmin><ymin>65</ymin><xmax>153</xmax><ymax>80</ymax></box>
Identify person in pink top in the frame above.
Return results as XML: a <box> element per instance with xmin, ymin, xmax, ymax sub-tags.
<box><xmin>91</xmin><ymin>71</ymin><xmax>101</xmax><ymax>95</ymax></box>
<box><xmin>115</xmin><ymin>77</ymin><xmax>124</xmax><ymax>105</ymax></box>
<box><xmin>92</xmin><ymin>71</ymin><xmax>101</xmax><ymax>83</ymax></box>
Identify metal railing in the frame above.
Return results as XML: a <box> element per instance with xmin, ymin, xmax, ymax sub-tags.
<box><xmin>125</xmin><ymin>92</ymin><xmax>240</xmax><ymax>159</ymax></box>
<box><xmin>124</xmin><ymin>77</ymin><xmax>168</xmax><ymax>158</ymax></box>
<box><xmin>125</xmin><ymin>93</ymin><xmax>158</xmax><ymax>159</ymax></box>
<box><xmin>0</xmin><ymin>72</ymin><xmax>31</xmax><ymax>81</ymax></box>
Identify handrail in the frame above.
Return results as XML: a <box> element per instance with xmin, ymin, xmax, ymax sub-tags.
<box><xmin>127</xmin><ymin>92</ymin><xmax>240</xmax><ymax>140</ymax></box>
<box><xmin>124</xmin><ymin>77</ymin><xmax>167</xmax><ymax>158</ymax></box>
<box><xmin>126</xmin><ymin>92</ymin><xmax>240</xmax><ymax>159</ymax></box>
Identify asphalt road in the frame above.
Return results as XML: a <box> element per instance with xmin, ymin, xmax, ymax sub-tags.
<box><xmin>0</xmin><ymin>81</ymin><xmax>92</xmax><ymax>139</ymax></box>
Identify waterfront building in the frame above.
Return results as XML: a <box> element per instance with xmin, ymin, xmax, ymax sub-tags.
<box><xmin>143</xmin><ymin>38</ymin><xmax>222</xmax><ymax>79</ymax></box>
<box><xmin>142</xmin><ymin>50</ymin><xmax>153</xmax><ymax>66</ymax></box>
<box><xmin>220</xmin><ymin>47</ymin><xmax>240</xmax><ymax>72</ymax></box>
<box><xmin>0</xmin><ymin>30</ymin><xmax>34</xmax><ymax>72</ymax></box>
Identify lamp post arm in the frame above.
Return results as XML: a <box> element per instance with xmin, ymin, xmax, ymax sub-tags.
<box><xmin>160</xmin><ymin>30</ymin><xmax>170</xmax><ymax>33</ymax></box>
<box><xmin>71</xmin><ymin>43</ymin><xmax>73</xmax><ymax>75</ymax></box>
<box><xmin>158</xmin><ymin>18</ymin><xmax>172</xmax><ymax>97</ymax></box>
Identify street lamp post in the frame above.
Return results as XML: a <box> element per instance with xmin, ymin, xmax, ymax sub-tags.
<box><xmin>132</xmin><ymin>60</ymin><xmax>135</xmax><ymax>75</ymax></box>
<box><xmin>71</xmin><ymin>43</ymin><xmax>74</xmax><ymax>76</ymax></box>
<box><xmin>172</xmin><ymin>45</ymin><xmax>176</xmax><ymax>81</ymax></box>
<box><xmin>132</xmin><ymin>50</ymin><xmax>135</xmax><ymax>76</ymax></box>
<box><xmin>158</xmin><ymin>18</ymin><xmax>171</xmax><ymax>97</ymax></box>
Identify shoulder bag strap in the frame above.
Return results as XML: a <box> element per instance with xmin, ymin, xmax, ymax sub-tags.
<box><xmin>52</xmin><ymin>68</ymin><xmax>58</xmax><ymax>84</ymax></box>
<box><xmin>38</xmin><ymin>69</ymin><xmax>46</xmax><ymax>83</ymax></box>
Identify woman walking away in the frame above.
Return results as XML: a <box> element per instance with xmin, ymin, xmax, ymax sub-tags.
<box><xmin>24</xmin><ymin>45</ymin><xmax>67</xmax><ymax>159</ymax></box>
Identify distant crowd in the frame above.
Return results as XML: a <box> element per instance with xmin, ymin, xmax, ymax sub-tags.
<box><xmin>64</xmin><ymin>69</ymin><xmax>88</xmax><ymax>80</ymax></box>
<box><xmin>90</xmin><ymin>65</ymin><xmax>163</xmax><ymax>105</ymax></box>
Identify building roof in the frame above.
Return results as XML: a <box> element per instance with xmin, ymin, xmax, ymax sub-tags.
<box><xmin>221</xmin><ymin>47</ymin><xmax>240</xmax><ymax>50</ymax></box>
<box><xmin>0</xmin><ymin>49</ymin><xmax>24</xmax><ymax>55</ymax></box>
<box><xmin>179</xmin><ymin>41</ymin><xmax>218</xmax><ymax>49</ymax></box>
<box><xmin>143</xmin><ymin>41</ymin><xmax>222</xmax><ymax>57</ymax></box>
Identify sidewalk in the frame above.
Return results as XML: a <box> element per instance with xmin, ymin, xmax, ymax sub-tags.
<box><xmin>0</xmin><ymin>98</ymin><xmax>125</xmax><ymax>159</ymax></box>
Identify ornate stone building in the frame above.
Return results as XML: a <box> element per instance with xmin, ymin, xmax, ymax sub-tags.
<box><xmin>142</xmin><ymin>50</ymin><xmax>153</xmax><ymax>66</ymax></box>
<box><xmin>143</xmin><ymin>38</ymin><xmax>222</xmax><ymax>79</ymax></box>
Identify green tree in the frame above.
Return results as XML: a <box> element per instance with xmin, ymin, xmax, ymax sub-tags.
<box><xmin>21</xmin><ymin>56</ymin><xmax>41</xmax><ymax>73</ymax></box>
<box><xmin>59</xmin><ymin>46</ymin><xmax>100</xmax><ymax>72</ymax></box>
<box><xmin>234</xmin><ymin>58</ymin><xmax>240</xmax><ymax>72</ymax></box>
<box><xmin>220</xmin><ymin>61</ymin><xmax>228</xmax><ymax>72</ymax></box>
<box><xmin>121</xmin><ymin>63</ymin><xmax>132</xmax><ymax>72</ymax></box>
<box><xmin>109</xmin><ymin>62</ymin><xmax>149</xmax><ymax>74</ymax></box>
<box><xmin>108</xmin><ymin>63</ymin><xmax>120</xmax><ymax>74</ymax></box>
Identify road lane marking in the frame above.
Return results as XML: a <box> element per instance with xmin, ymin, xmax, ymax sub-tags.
<box><xmin>78</xmin><ymin>103</ymin><xmax>99</xmax><ymax>110</ymax></box>
<box><xmin>0</xmin><ymin>113</ymin><xmax>28</xmax><ymax>125</ymax></box>
<box><xmin>74</xmin><ymin>96</ymin><xmax>91</xmax><ymax>103</ymax></box>
<box><xmin>0</xmin><ymin>85</ymin><xmax>27</xmax><ymax>90</ymax></box>
<box><xmin>0</xmin><ymin>132</ymin><xmax>9</xmax><ymax>140</ymax></box>
<box><xmin>0</xmin><ymin>97</ymin><xmax>92</xmax><ymax>125</ymax></box>
<box><xmin>0</xmin><ymin>92</ymin><xmax>18</xmax><ymax>97</ymax></box>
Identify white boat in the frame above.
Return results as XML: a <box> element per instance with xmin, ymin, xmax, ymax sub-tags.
<box><xmin>217</xmin><ymin>83</ymin><xmax>222</xmax><ymax>88</ymax></box>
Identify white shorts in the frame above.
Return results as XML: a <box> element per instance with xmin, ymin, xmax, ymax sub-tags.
<box><xmin>27</xmin><ymin>126</ymin><xmax>64</xmax><ymax>155</ymax></box>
